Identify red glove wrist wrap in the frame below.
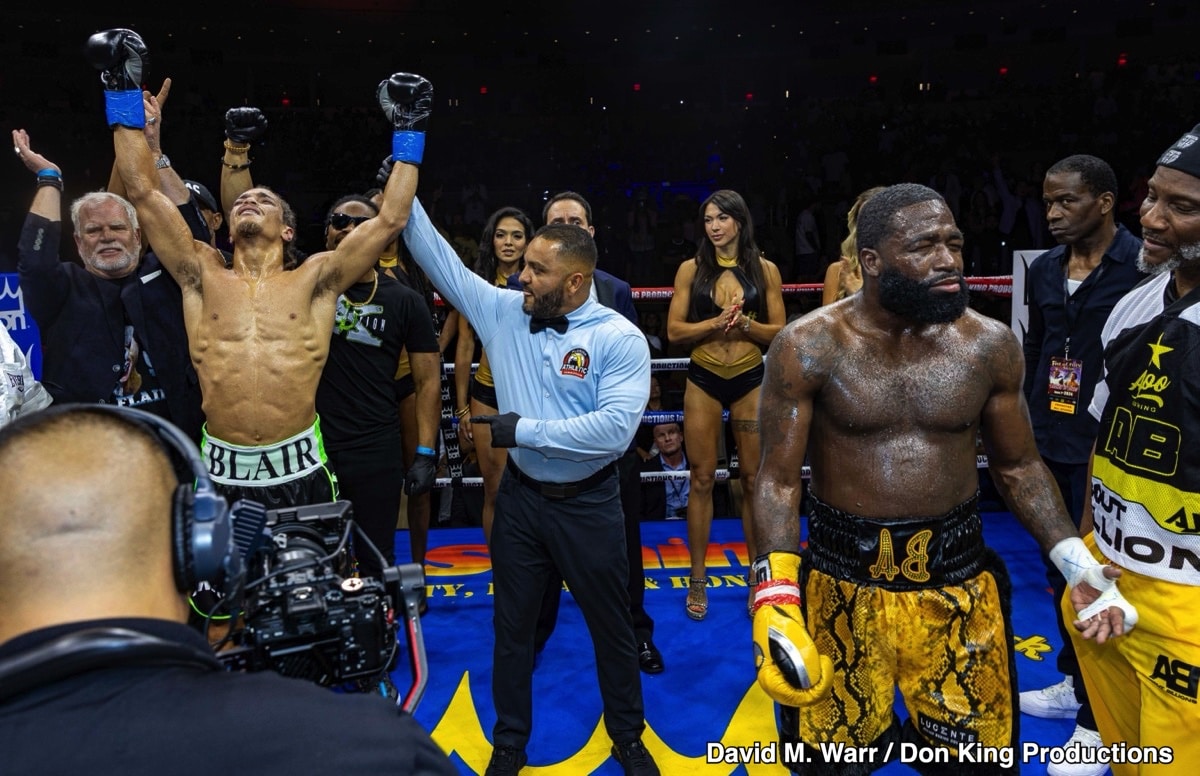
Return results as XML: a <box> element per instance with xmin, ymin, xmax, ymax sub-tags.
<box><xmin>750</xmin><ymin>579</ymin><xmax>802</xmax><ymax>615</ymax></box>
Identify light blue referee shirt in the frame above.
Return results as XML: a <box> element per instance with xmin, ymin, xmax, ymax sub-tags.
<box><xmin>404</xmin><ymin>197</ymin><xmax>650</xmax><ymax>483</ymax></box>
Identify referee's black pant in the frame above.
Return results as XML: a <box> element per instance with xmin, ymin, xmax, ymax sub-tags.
<box><xmin>534</xmin><ymin>445</ymin><xmax>654</xmax><ymax>647</ymax></box>
<box><xmin>491</xmin><ymin>466</ymin><xmax>645</xmax><ymax>749</ymax></box>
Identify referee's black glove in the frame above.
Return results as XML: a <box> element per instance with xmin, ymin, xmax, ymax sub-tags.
<box><xmin>376</xmin><ymin>155</ymin><xmax>394</xmax><ymax>188</ymax></box>
<box><xmin>403</xmin><ymin>451</ymin><xmax>437</xmax><ymax>496</ymax></box>
<box><xmin>471</xmin><ymin>412</ymin><xmax>520</xmax><ymax>448</ymax></box>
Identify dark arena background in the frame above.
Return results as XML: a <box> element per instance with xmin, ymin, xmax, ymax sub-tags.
<box><xmin>2</xmin><ymin>2</ymin><xmax>1195</xmax><ymax>774</ymax></box>
<box><xmin>1</xmin><ymin>0</ymin><xmax>1195</xmax><ymax>281</ymax></box>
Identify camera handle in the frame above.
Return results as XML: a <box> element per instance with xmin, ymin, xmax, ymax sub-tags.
<box><xmin>384</xmin><ymin>562</ymin><xmax>428</xmax><ymax>713</ymax></box>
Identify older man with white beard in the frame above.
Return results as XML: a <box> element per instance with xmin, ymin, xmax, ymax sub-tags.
<box><xmin>14</xmin><ymin>129</ymin><xmax>203</xmax><ymax>440</ymax></box>
<box><xmin>1070</xmin><ymin>122</ymin><xmax>1200</xmax><ymax>775</ymax></box>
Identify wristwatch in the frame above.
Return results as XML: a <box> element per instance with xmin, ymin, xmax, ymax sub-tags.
<box><xmin>154</xmin><ymin>154</ymin><xmax>171</xmax><ymax>170</ymax></box>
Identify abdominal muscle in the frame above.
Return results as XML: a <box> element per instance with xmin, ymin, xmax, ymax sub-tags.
<box><xmin>186</xmin><ymin>275</ymin><xmax>335</xmax><ymax>446</ymax></box>
<box><xmin>691</xmin><ymin>270</ymin><xmax>761</xmax><ymax>366</ymax></box>
<box><xmin>808</xmin><ymin>429</ymin><xmax>983</xmax><ymax>519</ymax></box>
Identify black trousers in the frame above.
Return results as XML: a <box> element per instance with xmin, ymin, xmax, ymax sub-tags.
<box><xmin>327</xmin><ymin>447</ymin><xmax>405</xmax><ymax>581</ymax></box>
<box><xmin>491</xmin><ymin>466</ymin><xmax>645</xmax><ymax>748</ymax></box>
<box><xmin>1041</xmin><ymin>457</ymin><xmax>1096</xmax><ymax>730</ymax></box>
<box><xmin>535</xmin><ymin>446</ymin><xmax>653</xmax><ymax>646</ymax></box>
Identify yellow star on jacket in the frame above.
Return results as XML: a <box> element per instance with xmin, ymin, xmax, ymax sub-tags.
<box><xmin>1147</xmin><ymin>332</ymin><xmax>1174</xmax><ymax>368</ymax></box>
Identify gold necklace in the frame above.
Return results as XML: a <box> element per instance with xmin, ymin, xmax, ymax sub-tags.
<box><xmin>716</xmin><ymin>254</ymin><xmax>739</xmax><ymax>268</ymax></box>
<box><xmin>336</xmin><ymin>271</ymin><xmax>379</xmax><ymax>334</ymax></box>
<box><xmin>345</xmin><ymin>271</ymin><xmax>379</xmax><ymax>308</ymax></box>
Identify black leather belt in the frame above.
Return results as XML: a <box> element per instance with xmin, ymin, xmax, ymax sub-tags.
<box><xmin>506</xmin><ymin>459</ymin><xmax>616</xmax><ymax>500</ymax></box>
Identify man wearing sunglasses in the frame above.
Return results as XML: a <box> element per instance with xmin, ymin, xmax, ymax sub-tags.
<box><xmin>316</xmin><ymin>194</ymin><xmax>442</xmax><ymax>586</ymax></box>
<box><xmin>93</xmin><ymin>28</ymin><xmax>427</xmax><ymax>510</ymax></box>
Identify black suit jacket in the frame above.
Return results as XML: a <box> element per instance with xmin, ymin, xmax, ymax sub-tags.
<box><xmin>18</xmin><ymin>214</ymin><xmax>203</xmax><ymax>441</ymax></box>
<box><xmin>638</xmin><ymin>452</ymin><xmax>731</xmax><ymax>521</ymax></box>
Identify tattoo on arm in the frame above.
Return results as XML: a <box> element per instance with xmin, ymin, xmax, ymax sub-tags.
<box><xmin>754</xmin><ymin>487</ymin><xmax>803</xmax><ymax>554</ymax></box>
<box><xmin>732</xmin><ymin>419</ymin><xmax>759</xmax><ymax>433</ymax></box>
<box><xmin>994</xmin><ymin>462</ymin><xmax>1075</xmax><ymax>552</ymax></box>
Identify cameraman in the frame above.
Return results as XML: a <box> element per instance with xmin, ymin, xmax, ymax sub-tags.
<box><xmin>0</xmin><ymin>405</ymin><xmax>454</xmax><ymax>775</ymax></box>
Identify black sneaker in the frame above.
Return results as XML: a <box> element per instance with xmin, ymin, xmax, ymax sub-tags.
<box><xmin>611</xmin><ymin>739</ymin><xmax>660</xmax><ymax>776</ymax></box>
<box><xmin>484</xmin><ymin>745</ymin><xmax>527</xmax><ymax>776</ymax></box>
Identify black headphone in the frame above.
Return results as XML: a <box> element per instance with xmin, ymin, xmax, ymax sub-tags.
<box><xmin>0</xmin><ymin>404</ymin><xmax>235</xmax><ymax>701</ymax></box>
<box><xmin>107</xmin><ymin>404</ymin><xmax>242</xmax><ymax>593</ymax></box>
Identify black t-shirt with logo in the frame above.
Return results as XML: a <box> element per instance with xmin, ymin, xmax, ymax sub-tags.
<box><xmin>316</xmin><ymin>273</ymin><xmax>439</xmax><ymax>460</ymax></box>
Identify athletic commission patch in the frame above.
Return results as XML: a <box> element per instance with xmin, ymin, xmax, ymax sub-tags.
<box><xmin>560</xmin><ymin>348</ymin><xmax>590</xmax><ymax>379</ymax></box>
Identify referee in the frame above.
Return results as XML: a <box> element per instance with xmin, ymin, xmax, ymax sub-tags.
<box><xmin>397</xmin><ymin>177</ymin><xmax>658</xmax><ymax>773</ymax></box>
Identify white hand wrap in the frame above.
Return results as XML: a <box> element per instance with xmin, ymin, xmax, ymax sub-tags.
<box><xmin>1050</xmin><ymin>537</ymin><xmax>1106</xmax><ymax>589</ymax></box>
<box><xmin>1050</xmin><ymin>537</ymin><xmax>1139</xmax><ymax>631</ymax></box>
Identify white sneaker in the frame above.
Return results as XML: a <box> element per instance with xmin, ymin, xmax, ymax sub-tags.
<box><xmin>1046</xmin><ymin>725</ymin><xmax>1108</xmax><ymax>776</ymax></box>
<box><xmin>1020</xmin><ymin>675</ymin><xmax>1082</xmax><ymax>718</ymax></box>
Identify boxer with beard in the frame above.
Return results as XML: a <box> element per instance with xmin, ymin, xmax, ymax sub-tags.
<box><xmin>1069</xmin><ymin>122</ymin><xmax>1200</xmax><ymax>775</ymax></box>
<box><xmin>750</xmin><ymin>183</ymin><xmax>1133</xmax><ymax>775</ymax></box>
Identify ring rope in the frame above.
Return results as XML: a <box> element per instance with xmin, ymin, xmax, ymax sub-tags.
<box><xmin>431</xmin><ymin>455</ymin><xmax>991</xmax><ymax>489</ymax></box>
<box><xmin>430</xmin><ymin>274</ymin><xmax>1009</xmax><ymax>488</ymax></box>
<box><xmin>430</xmin><ymin>275</ymin><xmax>1014</xmax><ymax>306</ymax></box>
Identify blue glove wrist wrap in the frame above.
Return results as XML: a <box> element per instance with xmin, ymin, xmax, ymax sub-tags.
<box><xmin>392</xmin><ymin>130</ymin><xmax>425</xmax><ymax>165</ymax></box>
<box><xmin>105</xmin><ymin>90</ymin><xmax>145</xmax><ymax>129</ymax></box>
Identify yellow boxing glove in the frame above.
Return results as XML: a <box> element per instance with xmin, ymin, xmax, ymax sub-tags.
<box><xmin>750</xmin><ymin>551</ymin><xmax>834</xmax><ymax>706</ymax></box>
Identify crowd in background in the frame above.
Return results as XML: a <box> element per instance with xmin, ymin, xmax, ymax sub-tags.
<box><xmin>5</xmin><ymin>47</ymin><xmax>1198</xmax><ymax>519</ymax></box>
<box><xmin>4</xmin><ymin>47</ymin><xmax>1198</xmax><ymax>296</ymax></box>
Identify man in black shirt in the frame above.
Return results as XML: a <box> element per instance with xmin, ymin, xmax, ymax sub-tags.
<box><xmin>0</xmin><ymin>405</ymin><xmax>454</xmax><ymax>775</ymax></box>
<box><xmin>315</xmin><ymin>194</ymin><xmax>442</xmax><ymax>583</ymax></box>
<box><xmin>1019</xmin><ymin>154</ymin><xmax>1145</xmax><ymax>771</ymax></box>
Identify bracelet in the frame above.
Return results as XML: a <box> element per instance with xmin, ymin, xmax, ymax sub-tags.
<box><xmin>223</xmin><ymin>139</ymin><xmax>251</xmax><ymax>153</ymax></box>
<box><xmin>455</xmin><ymin>406</ymin><xmax>470</xmax><ymax>418</ymax></box>
<box><xmin>36</xmin><ymin>177</ymin><xmax>64</xmax><ymax>191</ymax></box>
<box><xmin>36</xmin><ymin>168</ymin><xmax>61</xmax><ymax>179</ymax></box>
<box><xmin>415</xmin><ymin>445</ymin><xmax>436</xmax><ymax>457</ymax></box>
<box><xmin>740</xmin><ymin>315</ymin><xmax>752</xmax><ymax>332</ymax></box>
<box><xmin>221</xmin><ymin>159</ymin><xmax>252</xmax><ymax>170</ymax></box>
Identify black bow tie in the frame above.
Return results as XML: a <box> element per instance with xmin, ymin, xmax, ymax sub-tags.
<box><xmin>529</xmin><ymin>315</ymin><xmax>569</xmax><ymax>335</ymax></box>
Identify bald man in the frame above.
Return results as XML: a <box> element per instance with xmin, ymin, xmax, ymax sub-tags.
<box><xmin>0</xmin><ymin>404</ymin><xmax>454</xmax><ymax>775</ymax></box>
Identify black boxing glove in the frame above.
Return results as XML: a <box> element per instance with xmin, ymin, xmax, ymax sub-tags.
<box><xmin>224</xmin><ymin>107</ymin><xmax>268</xmax><ymax>144</ymax></box>
<box><xmin>85</xmin><ymin>29</ymin><xmax>148</xmax><ymax>128</ymax></box>
<box><xmin>376</xmin><ymin>72</ymin><xmax>433</xmax><ymax>165</ymax></box>
<box><xmin>470</xmin><ymin>413</ymin><xmax>520</xmax><ymax>448</ymax></box>
<box><xmin>404</xmin><ymin>448</ymin><xmax>438</xmax><ymax>496</ymax></box>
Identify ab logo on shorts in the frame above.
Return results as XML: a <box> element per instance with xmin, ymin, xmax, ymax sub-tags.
<box><xmin>869</xmin><ymin>528</ymin><xmax>932</xmax><ymax>584</ymax></box>
<box><xmin>1151</xmin><ymin>653</ymin><xmax>1200</xmax><ymax>701</ymax></box>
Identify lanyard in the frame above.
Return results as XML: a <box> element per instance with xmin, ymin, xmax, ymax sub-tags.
<box><xmin>1060</xmin><ymin>256</ymin><xmax>1106</xmax><ymax>359</ymax></box>
<box><xmin>662</xmin><ymin>455</ymin><xmax>688</xmax><ymax>505</ymax></box>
